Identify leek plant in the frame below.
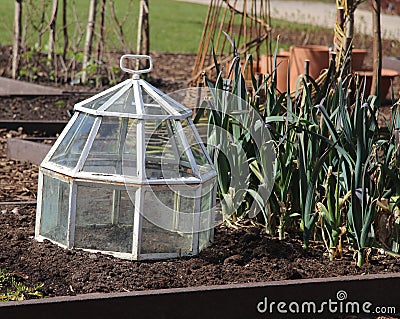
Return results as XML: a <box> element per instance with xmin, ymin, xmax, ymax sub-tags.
<box><xmin>196</xmin><ymin>40</ymin><xmax>275</xmax><ymax>224</ymax></box>
<box><xmin>314</xmin><ymin>74</ymin><xmax>380</xmax><ymax>266</ymax></box>
<box><xmin>373</xmin><ymin>100</ymin><xmax>400</xmax><ymax>253</ymax></box>
<box><xmin>250</xmin><ymin>54</ymin><xmax>299</xmax><ymax>238</ymax></box>
<box><xmin>202</xmin><ymin>34</ymin><xmax>400</xmax><ymax>266</ymax></box>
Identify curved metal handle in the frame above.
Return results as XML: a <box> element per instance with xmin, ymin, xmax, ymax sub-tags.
<box><xmin>120</xmin><ymin>54</ymin><xmax>153</xmax><ymax>75</ymax></box>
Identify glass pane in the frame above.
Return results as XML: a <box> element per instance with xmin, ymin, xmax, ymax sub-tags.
<box><xmin>144</xmin><ymin>120</ymin><xmax>195</xmax><ymax>179</ymax></box>
<box><xmin>122</xmin><ymin>119</ymin><xmax>138</xmax><ymax>177</ymax></box>
<box><xmin>80</xmin><ymin>86</ymin><xmax>123</xmax><ymax>110</ymax></box>
<box><xmin>39</xmin><ymin>174</ymin><xmax>69</xmax><ymax>246</ymax></box>
<box><xmin>166</xmin><ymin>87</ymin><xmax>211</xmax><ymax>113</ymax></box>
<box><xmin>74</xmin><ymin>184</ymin><xmax>135</xmax><ymax>253</ymax></box>
<box><xmin>82</xmin><ymin>117</ymin><xmax>137</xmax><ymax>176</ymax></box>
<box><xmin>181</xmin><ymin>120</ymin><xmax>213</xmax><ymax>176</ymax></box>
<box><xmin>199</xmin><ymin>181</ymin><xmax>216</xmax><ymax>251</ymax></box>
<box><xmin>105</xmin><ymin>89</ymin><xmax>136</xmax><ymax>114</ymax></box>
<box><xmin>140</xmin><ymin>188</ymin><xmax>194</xmax><ymax>254</ymax></box>
<box><xmin>141</xmin><ymin>89</ymin><xmax>169</xmax><ymax>116</ymax></box>
<box><xmin>150</xmin><ymin>84</ymin><xmax>189</xmax><ymax>115</ymax></box>
<box><xmin>50</xmin><ymin>113</ymin><xmax>95</xmax><ymax>169</ymax></box>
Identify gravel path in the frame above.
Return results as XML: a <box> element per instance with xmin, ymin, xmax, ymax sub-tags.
<box><xmin>179</xmin><ymin>0</ymin><xmax>400</xmax><ymax>40</ymax></box>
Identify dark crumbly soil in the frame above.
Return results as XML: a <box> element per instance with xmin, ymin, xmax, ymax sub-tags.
<box><xmin>1</xmin><ymin>130</ymin><xmax>400</xmax><ymax>319</ymax></box>
<box><xmin>1</xmin><ymin>127</ymin><xmax>400</xmax><ymax>319</ymax></box>
<box><xmin>1</xmin><ymin>205</ymin><xmax>400</xmax><ymax>298</ymax></box>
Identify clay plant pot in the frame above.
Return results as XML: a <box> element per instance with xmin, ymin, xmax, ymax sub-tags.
<box><xmin>355</xmin><ymin>68</ymin><xmax>400</xmax><ymax>100</ymax></box>
<box><xmin>352</xmin><ymin>49</ymin><xmax>368</xmax><ymax>70</ymax></box>
<box><xmin>259</xmin><ymin>51</ymin><xmax>290</xmax><ymax>93</ymax></box>
<box><xmin>224</xmin><ymin>60</ymin><xmax>261</xmax><ymax>82</ymax></box>
<box><xmin>240</xmin><ymin>60</ymin><xmax>261</xmax><ymax>79</ymax></box>
<box><xmin>289</xmin><ymin>45</ymin><xmax>330</xmax><ymax>90</ymax></box>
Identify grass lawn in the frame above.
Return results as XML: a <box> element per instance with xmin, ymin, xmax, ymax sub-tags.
<box><xmin>0</xmin><ymin>0</ymin><xmax>208</xmax><ymax>53</ymax></box>
<box><xmin>0</xmin><ymin>0</ymin><xmax>329</xmax><ymax>54</ymax></box>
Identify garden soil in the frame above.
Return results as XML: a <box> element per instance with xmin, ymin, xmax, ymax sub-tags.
<box><xmin>1</xmin><ymin>25</ymin><xmax>400</xmax><ymax>319</ymax></box>
<box><xmin>1</xmin><ymin>202</ymin><xmax>400</xmax><ymax>296</ymax></box>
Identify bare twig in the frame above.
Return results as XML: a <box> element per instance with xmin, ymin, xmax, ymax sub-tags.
<box><xmin>108</xmin><ymin>0</ymin><xmax>128</xmax><ymax>53</ymax></box>
<box><xmin>36</xmin><ymin>0</ymin><xmax>47</xmax><ymax>50</ymax></box>
<box><xmin>190</xmin><ymin>32</ymin><xmax>269</xmax><ymax>82</ymax></box>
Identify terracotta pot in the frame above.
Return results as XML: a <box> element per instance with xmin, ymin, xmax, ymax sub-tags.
<box><xmin>260</xmin><ymin>51</ymin><xmax>290</xmax><ymax>92</ymax></box>
<box><xmin>241</xmin><ymin>60</ymin><xmax>261</xmax><ymax>79</ymax></box>
<box><xmin>224</xmin><ymin>60</ymin><xmax>261</xmax><ymax>81</ymax></box>
<box><xmin>289</xmin><ymin>45</ymin><xmax>330</xmax><ymax>90</ymax></box>
<box><xmin>355</xmin><ymin>68</ymin><xmax>400</xmax><ymax>99</ymax></box>
<box><xmin>352</xmin><ymin>49</ymin><xmax>368</xmax><ymax>70</ymax></box>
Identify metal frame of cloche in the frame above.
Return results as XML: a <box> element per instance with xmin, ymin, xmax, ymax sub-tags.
<box><xmin>35</xmin><ymin>55</ymin><xmax>217</xmax><ymax>260</ymax></box>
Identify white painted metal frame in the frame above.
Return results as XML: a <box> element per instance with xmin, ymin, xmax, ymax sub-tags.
<box><xmin>42</xmin><ymin>112</ymin><xmax>80</xmax><ymax>164</ymax></box>
<box><xmin>132</xmin><ymin>74</ymin><xmax>145</xmax><ymax>258</ymax></box>
<box><xmin>74</xmin><ymin>79</ymin><xmax>192</xmax><ymax>120</ymax></box>
<box><xmin>145</xmin><ymin>81</ymin><xmax>190</xmax><ymax>114</ymax></box>
<box><xmin>191</xmin><ymin>187</ymin><xmax>202</xmax><ymax>255</ymax></box>
<box><xmin>74</xmin><ymin>79</ymin><xmax>131</xmax><ymax>109</ymax></box>
<box><xmin>35</xmin><ymin>168</ymin><xmax>71</xmax><ymax>249</ymax></box>
<box><xmin>36</xmin><ymin>54</ymin><xmax>217</xmax><ymax>261</ymax></box>
<box><xmin>140</xmin><ymin>80</ymin><xmax>183</xmax><ymax>117</ymax></box>
<box><xmin>73</xmin><ymin>108</ymin><xmax>190</xmax><ymax>120</ymax></box>
<box><xmin>97</xmin><ymin>82</ymin><xmax>132</xmax><ymax>112</ymax></box>
<box><xmin>41</xmin><ymin>161</ymin><xmax>214</xmax><ymax>185</ymax></box>
<box><xmin>210</xmin><ymin>182</ymin><xmax>218</xmax><ymax>243</ymax></box>
<box><xmin>72</xmin><ymin>117</ymin><xmax>102</xmax><ymax>174</ymax></box>
<box><xmin>67</xmin><ymin>182</ymin><xmax>77</xmax><ymax>248</ymax></box>
<box><xmin>175</xmin><ymin>121</ymin><xmax>200</xmax><ymax>178</ymax></box>
<box><xmin>187</xmin><ymin>118</ymin><xmax>214</xmax><ymax>168</ymax></box>
<box><xmin>34</xmin><ymin>171</ymin><xmax>44</xmax><ymax>239</ymax></box>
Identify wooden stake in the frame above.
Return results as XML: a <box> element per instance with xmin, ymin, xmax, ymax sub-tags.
<box><xmin>47</xmin><ymin>0</ymin><xmax>59</xmax><ymax>61</ymax></box>
<box><xmin>136</xmin><ymin>0</ymin><xmax>150</xmax><ymax>70</ymax></box>
<box><xmin>82</xmin><ymin>0</ymin><xmax>97</xmax><ymax>84</ymax></box>
<box><xmin>12</xmin><ymin>0</ymin><xmax>22</xmax><ymax>79</ymax></box>
<box><xmin>62</xmin><ymin>0</ymin><xmax>69</xmax><ymax>62</ymax></box>
<box><xmin>371</xmin><ymin>0</ymin><xmax>382</xmax><ymax>103</ymax></box>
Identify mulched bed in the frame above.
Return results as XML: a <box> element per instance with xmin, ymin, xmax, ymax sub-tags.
<box><xmin>0</xmin><ymin>130</ymin><xmax>38</xmax><ymax>203</ymax></box>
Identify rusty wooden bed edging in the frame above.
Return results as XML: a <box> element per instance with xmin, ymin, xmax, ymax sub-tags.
<box><xmin>0</xmin><ymin>273</ymin><xmax>399</xmax><ymax>319</ymax></box>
